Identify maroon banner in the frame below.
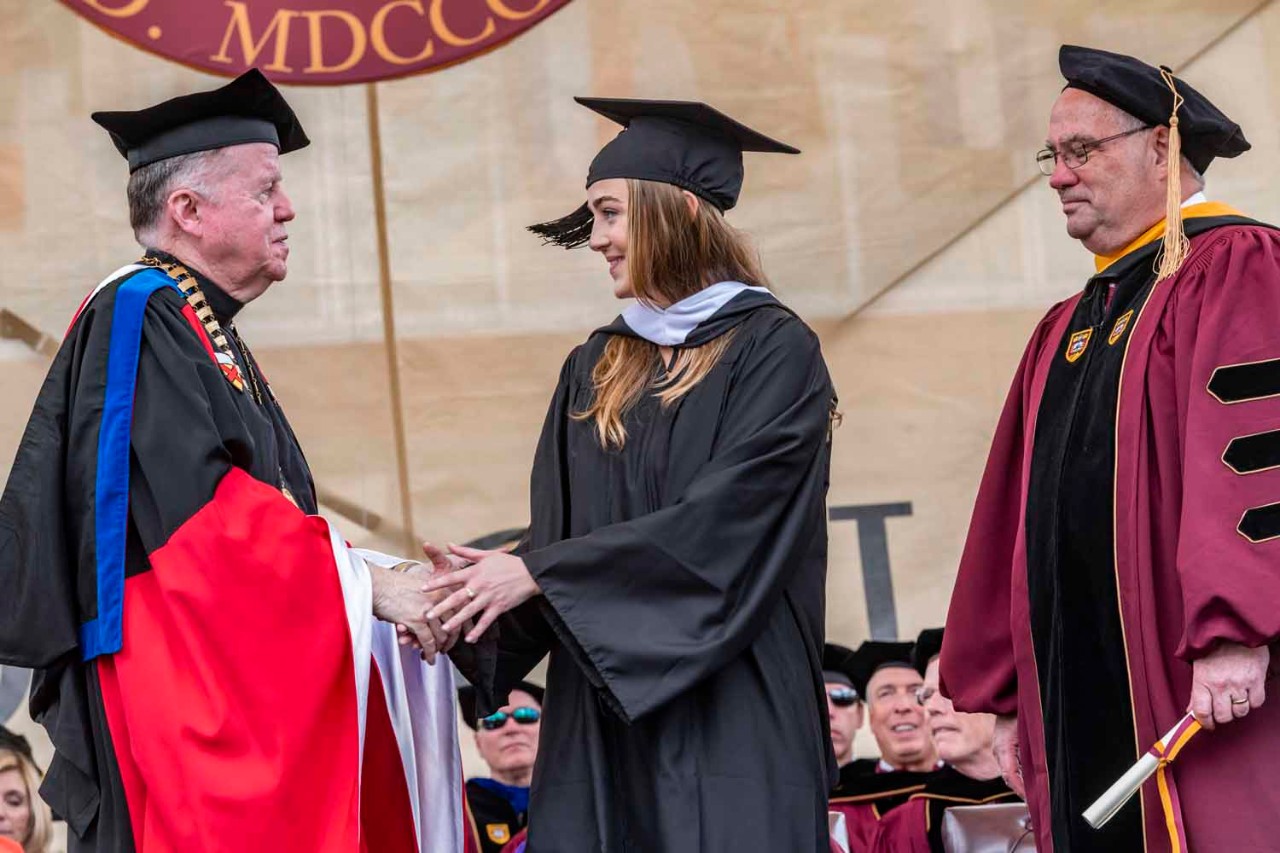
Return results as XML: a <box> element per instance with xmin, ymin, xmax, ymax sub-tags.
<box><xmin>60</xmin><ymin>0</ymin><xmax>574</xmax><ymax>86</ymax></box>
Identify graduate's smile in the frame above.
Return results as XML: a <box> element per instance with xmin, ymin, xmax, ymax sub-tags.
<box><xmin>607</xmin><ymin>255</ymin><xmax>625</xmax><ymax>278</ymax></box>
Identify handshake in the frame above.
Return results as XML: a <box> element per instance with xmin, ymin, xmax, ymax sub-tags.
<box><xmin>368</xmin><ymin>541</ymin><xmax>542</xmax><ymax>664</ymax></box>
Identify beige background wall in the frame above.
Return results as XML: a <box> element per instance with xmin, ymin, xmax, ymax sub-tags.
<box><xmin>4</xmin><ymin>0</ymin><xmax>1280</xmax><ymax>838</ymax></box>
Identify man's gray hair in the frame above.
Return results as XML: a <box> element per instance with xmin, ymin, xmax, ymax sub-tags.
<box><xmin>126</xmin><ymin>149</ymin><xmax>227</xmax><ymax>246</ymax></box>
<box><xmin>1111</xmin><ymin>105</ymin><xmax>1204</xmax><ymax>188</ymax></box>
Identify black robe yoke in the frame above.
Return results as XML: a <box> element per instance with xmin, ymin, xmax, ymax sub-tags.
<box><xmin>480</xmin><ymin>294</ymin><xmax>837</xmax><ymax>852</ymax></box>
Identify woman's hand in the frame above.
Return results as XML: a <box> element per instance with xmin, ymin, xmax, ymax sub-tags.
<box><xmin>423</xmin><ymin>544</ymin><xmax>542</xmax><ymax>643</ymax></box>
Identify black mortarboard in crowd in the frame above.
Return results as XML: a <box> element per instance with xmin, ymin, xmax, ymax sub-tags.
<box><xmin>457</xmin><ymin>681</ymin><xmax>546</xmax><ymax>731</ymax></box>
<box><xmin>0</xmin><ymin>725</ymin><xmax>36</xmax><ymax>768</ymax></box>
<box><xmin>846</xmin><ymin>640</ymin><xmax>916</xmax><ymax>698</ymax></box>
<box><xmin>529</xmin><ymin>97</ymin><xmax>799</xmax><ymax>248</ymax></box>
<box><xmin>911</xmin><ymin>628</ymin><xmax>944</xmax><ymax>675</ymax></box>
<box><xmin>822</xmin><ymin>642</ymin><xmax>860</xmax><ymax>693</ymax></box>
<box><xmin>1059</xmin><ymin>45</ymin><xmax>1248</xmax><ymax>175</ymax></box>
<box><xmin>92</xmin><ymin>69</ymin><xmax>310</xmax><ymax>173</ymax></box>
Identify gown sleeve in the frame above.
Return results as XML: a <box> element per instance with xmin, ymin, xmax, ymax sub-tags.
<box><xmin>518</xmin><ymin>317</ymin><xmax>834</xmax><ymax>723</ymax></box>
<box><xmin>1174</xmin><ymin>227</ymin><xmax>1280</xmax><ymax>658</ymax></box>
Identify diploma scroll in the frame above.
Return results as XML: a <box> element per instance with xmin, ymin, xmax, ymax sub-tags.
<box><xmin>1083</xmin><ymin>713</ymin><xmax>1201</xmax><ymax>830</ymax></box>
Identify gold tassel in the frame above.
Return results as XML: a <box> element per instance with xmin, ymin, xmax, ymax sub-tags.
<box><xmin>1155</xmin><ymin>67</ymin><xmax>1190</xmax><ymax>281</ymax></box>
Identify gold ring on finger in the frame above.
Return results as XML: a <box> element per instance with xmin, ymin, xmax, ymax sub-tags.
<box><xmin>1231</xmin><ymin>696</ymin><xmax>1249</xmax><ymax>705</ymax></box>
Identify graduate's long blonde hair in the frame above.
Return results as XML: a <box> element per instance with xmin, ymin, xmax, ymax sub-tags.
<box><xmin>575</xmin><ymin>179</ymin><xmax>770</xmax><ymax>449</ymax></box>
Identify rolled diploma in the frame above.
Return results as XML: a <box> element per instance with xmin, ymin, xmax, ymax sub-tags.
<box><xmin>1083</xmin><ymin>713</ymin><xmax>1194</xmax><ymax>829</ymax></box>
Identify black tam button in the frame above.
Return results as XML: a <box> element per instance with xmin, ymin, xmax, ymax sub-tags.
<box><xmin>92</xmin><ymin>69</ymin><xmax>310</xmax><ymax>173</ymax></box>
<box><xmin>529</xmin><ymin>97</ymin><xmax>798</xmax><ymax>248</ymax></box>
<box><xmin>1059</xmin><ymin>45</ymin><xmax>1249</xmax><ymax>173</ymax></box>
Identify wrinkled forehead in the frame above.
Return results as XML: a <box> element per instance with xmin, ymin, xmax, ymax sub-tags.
<box><xmin>1047</xmin><ymin>87</ymin><xmax>1135</xmax><ymax>144</ymax></box>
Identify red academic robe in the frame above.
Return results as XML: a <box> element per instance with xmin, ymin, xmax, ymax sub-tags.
<box><xmin>941</xmin><ymin>206</ymin><xmax>1280</xmax><ymax>851</ymax></box>
<box><xmin>0</xmin><ymin>258</ymin><xmax>468</xmax><ymax>851</ymax></box>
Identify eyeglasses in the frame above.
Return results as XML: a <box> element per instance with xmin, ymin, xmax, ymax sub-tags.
<box><xmin>914</xmin><ymin>686</ymin><xmax>937</xmax><ymax>707</ymax></box>
<box><xmin>827</xmin><ymin>687</ymin><xmax>861</xmax><ymax>708</ymax></box>
<box><xmin>479</xmin><ymin>706</ymin><xmax>541</xmax><ymax>730</ymax></box>
<box><xmin>1035</xmin><ymin>126</ymin><xmax>1152</xmax><ymax>176</ymax></box>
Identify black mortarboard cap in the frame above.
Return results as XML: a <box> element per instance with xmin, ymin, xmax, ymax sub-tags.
<box><xmin>92</xmin><ymin>69</ymin><xmax>310</xmax><ymax>173</ymax></box>
<box><xmin>847</xmin><ymin>641</ymin><xmax>916</xmax><ymax>698</ymax></box>
<box><xmin>822</xmin><ymin>642</ymin><xmax>860</xmax><ymax>693</ymax></box>
<box><xmin>529</xmin><ymin>97</ymin><xmax>799</xmax><ymax>248</ymax></box>
<box><xmin>0</xmin><ymin>725</ymin><xmax>36</xmax><ymax>769</ymax></box>
<box><xmin>1059</xmin><ymin>45</ymin><xmax>1248</xmax><ymax>174</ymax></box>
<box><xmin>912</xmin><ymin>628</ymin><xmax>944</xmax><ymax>675</ymax></box>
<box><xmin>457</xmin><ymin>681</ymin><xmax>545</xmax><ymax>731</ymax></box>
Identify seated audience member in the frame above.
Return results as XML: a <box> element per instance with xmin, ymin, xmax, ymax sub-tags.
<box><xmin>500</xmin><ymin>827</ymin><xmax>527</xmax><ymax>853</ymax></box>
<box><xmin>459</xmin><ymin>681</ymin><xmax>543</xmax><ymax>853</ymax></box>
<box><xmin>0</xmin><ymin>741</ymin><xmax>53</xmax><ymax>853</ymax></box>
<box><xmin>869</xmin><ymin>629</ymin><xmax>1019</xmax><ymax>852</ymax></box>
<box><xmin>828</xmin><ymin>641</ymin><xmax>939</xmax><ymax>851</ymax></box>
<box><xmin>823</xmin><ymin>643</ymin><xmax>866</xmax><ymax>769</ymax></box>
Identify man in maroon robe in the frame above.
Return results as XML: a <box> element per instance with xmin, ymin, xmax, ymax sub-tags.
<box><xmin>941</xmin><ymin>45</ymin><xmax>1280</xmax><ymax>852</ymax></box>
<box><xmin>869</xmin><ymin>629</ymin><xmax>1019</xmax><ymax>852</ymax></box>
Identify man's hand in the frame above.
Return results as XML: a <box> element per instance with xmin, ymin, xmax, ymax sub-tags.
<box><xmin>1188</xmin><ymin>642</ymin><xmax>1269</xmax><ymax>730</ymax></box>
<box><xmin>993</xmin><ymin>714</ymin><xmax>1026</xmax><ymax>800</ymax></box>
<box><xmin>370</xmin><ymin>565</ymin><xmax>457</xmax><ymax>665</ymax></box>
<box><xmin>422</xmin><ymin>540</ymin><xmax>471</xmax><ymax>574</ymax></box>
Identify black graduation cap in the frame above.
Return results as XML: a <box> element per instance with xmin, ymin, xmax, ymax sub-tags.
<box><xmin>1059</xmin><ymin>45</ymin><xmax>1249</xmax><ymax>174</ymax></box>
<box><xmin>457</xmin><ymin>681</ymin><xmax>545</xmax><ymax>731</ymax></box>
<box><xmin>0</xmin><ymin>725</ymin><xmax>37</xmax><ymax>769</ymax></box>
<box><xmin>911</xmin><ymin>628</ymin><xmax>944</xmax><ymax>675</ymax></box>
<box><xmin>822</xmin><ymin>642</ymin><xmax>860</xmax><ymax>693</ymax></box>
<box><xmin>846</xmin><ymin>640</ymin><xmax>916</xmax><ymax>698</ymax></box>
<box><xmin>92</xmin><ymin>69</ymin><xmax>310</xmax><ymax>173</ymax></box>
<box><xmin>529</xmin><ymin>97</ymin><xmax>799</xmax><ymax>248</ymax></box>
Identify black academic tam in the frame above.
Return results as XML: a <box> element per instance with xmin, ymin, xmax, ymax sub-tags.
<box><xmin>462</xmin><ymin>289</ymin><xmax>838</xmax><ymax>852</ymax></box>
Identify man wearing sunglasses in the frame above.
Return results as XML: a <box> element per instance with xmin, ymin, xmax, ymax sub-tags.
<box><xmin>822</xmin><ymin>643</ymin><xmax>866</xmax><ymax>769</ymax></box>
<box><xmin>459</xmin><ymin>682</ymin><xmax>544</xmax><ymax>853</ymax></box>
<box><xmin>943</xmin><ymin>45</ymin><xmax>1280</xmax><ymax>853</ymax></box>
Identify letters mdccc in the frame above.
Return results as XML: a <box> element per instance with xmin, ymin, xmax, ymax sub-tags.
<box><xmin>61</xmin><ymin>0</ymin><xmax>573</xmax><ymax>85</ymax></box>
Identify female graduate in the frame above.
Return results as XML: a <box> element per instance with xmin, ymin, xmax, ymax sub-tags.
<box><xmin>425</xmin><ymin>98</ymin><xmax>838</xmax><ymax>852</ymax></box>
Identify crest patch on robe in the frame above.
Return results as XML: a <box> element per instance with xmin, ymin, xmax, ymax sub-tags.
<box><xmin>1109</xmin><ymin>309</ymin><xmax>1135</xmax><ymax>345</ymax></box>
<box><xmin>486</xmin><ymin>824</ymin><xmax>511</xmax><ymax>844</ymax></box>
<box><xmin>1065</xmin><ymin>328</ymin><xmax>1093</xmax><ymax>362</ymax></box>
<box><xmin>215</xmin><ymin>351</ymin><xmax>245</xmax><ymax>391</ymax></box>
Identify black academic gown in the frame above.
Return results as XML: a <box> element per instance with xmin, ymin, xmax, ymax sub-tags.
<box><xmin>471</xmin><ymin>291</ymin><xmax>838</xmax><ymax>852</ymax></box>
<box><xmin>0</xmin><ymin>253</ymin><xmax>318</xmax><ymax>850</ymax></box>
<box><xmin>465</xmin><ymin>779</ymin><xmax>528</xmax><ymax>853</ymax></box>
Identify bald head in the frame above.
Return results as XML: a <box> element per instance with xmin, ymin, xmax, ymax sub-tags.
<box><xmin>1045</xmin><ymin>88</ymin><xmax>1202</xmax><ymax>254</ymax></box>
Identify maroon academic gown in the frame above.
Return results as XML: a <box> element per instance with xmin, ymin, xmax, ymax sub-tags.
<box><xmin>829</xmin><ymin>761</ymin><xmax>930</xmax><ymax>852</ymax></box>
<box><xmin>865</xmin><ymin>767</ymin><xmax>1018</xmax><ymax>852</ymax></box>
<box><xmin>941</xmin><ymin>208</ymin><xmax>1280</xmax><ymax>852</ymax></box>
